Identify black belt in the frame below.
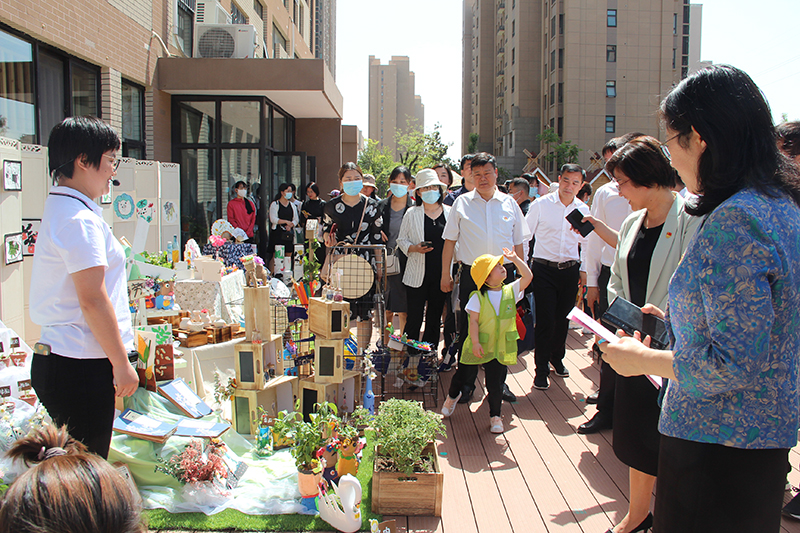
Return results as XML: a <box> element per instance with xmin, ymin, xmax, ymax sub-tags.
<box><xmin>533</xmin><ymin>258</ymin><xmax>579</xmax><ymax>270</ymax></box>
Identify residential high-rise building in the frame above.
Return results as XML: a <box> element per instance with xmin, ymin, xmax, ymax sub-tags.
<box><xmin>313</xmin><ymin>0</ymin><xmax>336</xmax><ymax>78</ymax></box>
<box><xmin>463</xmin><ymin>0</ymin><xmax>702</xmax><ymax>175</ymax></box>
<box><xmin>368</xmin><ymin>56</ymin><xmax>425</xmax><ymax>159</ymax></box>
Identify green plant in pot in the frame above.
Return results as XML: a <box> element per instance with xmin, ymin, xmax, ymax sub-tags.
<box><xmin>371</xmin><ymin>398</ymin><xmax>447</xmax><ymax>516</ymax></box>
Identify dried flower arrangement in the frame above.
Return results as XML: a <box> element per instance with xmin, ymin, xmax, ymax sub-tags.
<box><xmin>155</xmin><ymin>439</ymin><xmax>229</xmax><ymax>485</ymax></box>
<box><xmin>213</xmin><ymin>371</ymin><xmax>237</xmax><ymax>404</ymax></box>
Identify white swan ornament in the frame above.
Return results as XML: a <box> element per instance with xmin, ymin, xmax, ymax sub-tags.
<box><xmin>318</xmin><ymin>474</ymin><xmax>362</xmax><ymax>533</ymax></box>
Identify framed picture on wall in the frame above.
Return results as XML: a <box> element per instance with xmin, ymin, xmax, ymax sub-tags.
<box><xmin>4</xmin><ymin>233</ymin><xmax>23</xmax><ymax>265</ymax></box>
<box><xmin>21</xmin><ymin>219</ymin><xmax>41</xmax><ymax>257</ymax></box>
<box><xmin>101</xmin><ymin>192</ymin><xmax>113</xmax><ymax>204</ymax></box>
<box><xmin>3</xmin><ymin>160</ymin><xmax>22</xmax><ymax>191</ymax></box>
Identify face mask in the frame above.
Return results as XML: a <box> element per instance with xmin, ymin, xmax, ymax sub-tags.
<box><xmin>237</xmin><ymin>189</ymin><xmax>247</xmax><ymax>197</ymax></box>
<box><xmin>285</xmin><ymin>191</ymin><xmax>293</xmax><ymax>200</ymax></box>
<box><xmin>421</xmin><ymin>189</ymin><xmax>441</xmax><ymax>204</ymax></box>
<box><xmin>342</xmin><ymin>180</ymin><xmax>363</xmax><ymax>196</ymax></box>
<box><xmin>390</xmin><ymin>183</ymin><xmax>408</xmax><ymax>197</ymax></box>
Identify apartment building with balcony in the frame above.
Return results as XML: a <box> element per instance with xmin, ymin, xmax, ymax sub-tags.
<box><xmin>463</xmin><ymin>0</ymin><xmax>702</xmax><ymax>175</ymax></box>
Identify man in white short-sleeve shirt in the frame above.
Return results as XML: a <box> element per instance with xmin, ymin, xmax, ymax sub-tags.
<box><xmin>440</xmin><ymin>152</ymin><xmax>529</xmax><ymax>402</ymax></box>
<box><xmin>29</xmin><ymin>116</ymin><xmax>138</xmax><ymax>459</ymax></box>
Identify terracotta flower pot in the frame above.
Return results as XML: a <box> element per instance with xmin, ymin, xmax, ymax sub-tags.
<box><xmin>9</xmin><ymin>352</ymin><xmax>26</xmax><ymax>367</ymax></box>
<box><xmin>297</xmin><ymin>469</ymin><xmax>322</xmax><ymax>497</ymax></box>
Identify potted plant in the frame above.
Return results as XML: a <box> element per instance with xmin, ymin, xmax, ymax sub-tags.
<box><xmin>371</xmin><ymin>398</ymin><xmax>446</xmax><ymax>516</ymax></box>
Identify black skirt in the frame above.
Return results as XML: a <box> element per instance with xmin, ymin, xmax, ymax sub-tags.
<box><xmin>612</xmin><ymin>374</ymin><xmax>661</xmax><ymax>475</ymax></box>
<box><xmin>655</xmin><ymin>434</ymin><xmax>787</xmax><ymax>532</ymax></box>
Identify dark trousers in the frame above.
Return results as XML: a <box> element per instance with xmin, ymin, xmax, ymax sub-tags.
<box><xmin>594</xmin><ymin>265</ymin><xmax>617</xmax><ymax>415</ymax></box>
<box><xmin>405</xmin><ymin>275</ymin><xmax>448</xmax><ymax>353</ymax></box>
<box><xmin>31</xmin><ymin>353</ymin><xmax>117</xmax><ymax>459</ymax></box>
<box><xmin>655</xmin><ymin>435</ymin><xmax>787</xmax><ymax>532</ymax></box>
<box><xmin>448</xmin><ymin>358</ymin><xmax>508</xmax><ymax>417</ymax></box>
<box><xmin>532</xmin><ymin>261</ymin><xmax>580</xmax><ymax>377</ymax></box>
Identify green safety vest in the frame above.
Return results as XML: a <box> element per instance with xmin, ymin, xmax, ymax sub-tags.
<box><xmin>460</xmin><ymin>284</ymin><xmax>520</xmax><ymax>366</ymax></box>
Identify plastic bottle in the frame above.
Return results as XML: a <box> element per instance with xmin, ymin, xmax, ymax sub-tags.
<box><xmin>172</xmin><ymin>235</ymin><xmax>180</xmax><ymax>263</ymax></box>
<box><xmin>166</xmin><ymin>241</ymin><xmax>173</xmax><ymax>264</ymax></box>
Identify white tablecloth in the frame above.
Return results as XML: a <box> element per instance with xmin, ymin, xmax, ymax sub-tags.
<box><xmin>174</xmin><ymin>270</ymin><xmax>245</xmax><ymax>324</ymax></box>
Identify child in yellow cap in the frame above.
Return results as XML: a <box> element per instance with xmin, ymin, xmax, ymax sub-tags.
<box><xmin>441</xmin><ymin>248</ymin><xmax>532</xmax><ymax>433</ymax></box>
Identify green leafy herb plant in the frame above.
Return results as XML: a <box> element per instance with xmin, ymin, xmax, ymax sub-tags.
<box><xmin>373</xmin><ymin>398</ymin><xmax>446</xmax><ymax>476</ymax></box>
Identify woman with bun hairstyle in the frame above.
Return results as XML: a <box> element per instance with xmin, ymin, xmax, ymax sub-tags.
<box><xmin>0</xmin><ymin>424</ymin><xmax>145</xmax><ymax>533</ymax></box>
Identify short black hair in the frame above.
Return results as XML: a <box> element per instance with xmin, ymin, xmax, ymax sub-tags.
<box><xmin>389</xmin><ymin>166</ymin><xmax>412</xmax><ymax>183</ymax></box>
<box><xmin>470</xmin><ymin>152</ymin><xmax>497</xmax><ymax>170</ymax></box>
<box><xmin>509</xmin><ymin>177</ymin><xmax>530</xmax><ymax>195</ymax></box>
<box><xmin>234</xmin><ymin>180</ymin><xmax>247</xmax><ymax>189</ymax></box>
<box><xmin>578</xmin><ymin>182</ymin><xmax>593</xmax><ymax>200</ymax></box>
<box><xmin>273</xmin><ymin>182</ymin><xmax>293</xmax><ymax>202</ymax></box>
<box><xmin>602</xmin><ymin>132</ymin><xmax>647</xmax><ymax>158</ymax></box>
<box><xmin>48</xmin><ymin>116</ymin><xmax>120</xmax><ymax>181</ymax></box>
<box><xmin>306</xmin><ymin>182</ymin><xmax>320</xmax><ymax>196</ymax></box>
<box><xmin>559</xmin><ymin>163</ymin><xmax>586</xmax><ymax>181</ymax></box>
<box><xmin>605</xmin><ymin>136</ymin><xmax>676</xmax><ymax>189</ymax></box>
<box><xmin>460</xmin><ymin>153</ymin><xmax>475</xmax><ymax>168</ymax></box>
<box><xmin>777</xmin><ymin>121</ymin><xmax>800</xmax><ymax>158</ymax></box>
<box><xmin>520</xmin><ymin>173</ymin><xmax>535</xmax><ymax>184</ymax></box>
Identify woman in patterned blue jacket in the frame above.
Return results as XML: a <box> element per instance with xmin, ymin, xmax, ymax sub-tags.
<box><xmin>602</xmin><ymin>65</ymin><xmax>800</xmax><ymax>532</ymax></box>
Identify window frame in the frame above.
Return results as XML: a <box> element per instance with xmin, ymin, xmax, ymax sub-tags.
<box><xmin>121</xmin><ymin>78</ymin><xmax>146</xmax><ymax>159</ymax></box>
<box><xmin>605</xmin><ymin>115</ymin><xmax>616</xmax><ymax>133</ymax></box>
<box><xmin>607</xmin><ymin>9</ymin><xmax>617</xmax><ymax>27</ymax></box>
<box><xmin>606</xmin><ymin>80</ymin><xmax>616</xmax><ymax>98</ymax></box>
<box><xmin>606</xmin><ymin>45</ymin><xmax>617</xmax><ymax>63</ymax></box>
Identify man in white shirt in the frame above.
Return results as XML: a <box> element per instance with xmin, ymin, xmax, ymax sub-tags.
<box><xmin>525</xmin><ymin>164</ymin><xmax>589</xmax><ymax>391</ymax></box>
<box><xmin>441</xmin><ymin>152</ymin><xmax>529</xmax><ymax>402</ymax></box>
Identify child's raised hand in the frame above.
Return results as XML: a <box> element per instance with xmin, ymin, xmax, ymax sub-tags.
<box><xmin>502</xmin><ymin>247</ymin><xmax>518</xmax><ymax>262</ymax></box>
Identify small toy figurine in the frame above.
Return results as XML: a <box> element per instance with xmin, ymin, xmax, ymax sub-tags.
<box><xmin>154</xmin><ymin>279</ymin><xmax>175</xmax><ymax>310</ymax></box>
<box><xmin>318</xmin><ymin>441</ymin><xmax>340</xmax><ymax>484</ymax></box>
<box><xmin>336</xmin><ymin>435</ymin><xmax>363</xmax><ymax>478</ymax></box>
<box><xmin>242</xmin><ymin>255</ymin><xmax>269</xmax><ymax>288</ymax></box>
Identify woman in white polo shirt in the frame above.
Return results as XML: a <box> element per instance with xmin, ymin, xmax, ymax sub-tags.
<box><xmin>30</xmin><ymin>116</ymin><xmax>139</xmax><ymax>459</ymax></box>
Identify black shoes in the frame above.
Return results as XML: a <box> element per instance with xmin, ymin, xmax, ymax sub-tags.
<box><xmin>783</xmin><ymin>492</ymin><xmax>800</xmax><ymax>519</ymax></box>
<box><xmin>586</xmin><ymin>391</ymin><xmax>599</xmax><ymax>404</ymax></box>
<box><xmin>605</xmin><ymin>512</ymin><xmax>653</xmax><ymax>533</ymax></box>
<box><xmin>502</xmin><ymin>383</ymin><xmax>517</xmax><ymax>403</ymax></box>
<box><xmin>533</xmin><ymin>375</ymin><xmax>550</xmax><ymax>390</ymax></box>
<box><xmin>578</xmin><ymin>411</ymin><xmax>612</xmax><ymax>434</ymax></box>
<box><xmin>552</xmin><ymin>363</ymin><xmax>569</xmax><ymax>377</ymax></box>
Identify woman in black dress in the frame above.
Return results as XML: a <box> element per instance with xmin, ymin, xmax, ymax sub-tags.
<box><xmin>321</xmin><ymin>163</ymin><xmax>383</xmax><ymax>354</ymax></box>
<box><xmin>268</xmin><ymin>182</ymin><xmax>299</xmax><ymax>274</ymax></box>
<box><xmin>601</xmin><ymin>137</ymin><xmax>700</xmax><ymax>533</ymax></box>
<box><xmin>302</xmin><ymin>182</ymin><xmax>327</xmax><ymax>265</ymax></box>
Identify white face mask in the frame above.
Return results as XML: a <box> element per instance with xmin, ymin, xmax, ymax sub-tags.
<box><xmin>237</xmin><ymin>189</ymin><xmax>247</xmax><ymax>197</ymax></box>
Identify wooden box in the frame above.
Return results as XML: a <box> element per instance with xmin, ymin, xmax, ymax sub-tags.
<box><xmin>235</xmin><ymin>335</ymin><xmax>283</xmax><ymax>390</ymax></box>
<box><xmin>299</xmin><ymin>377</ymin><xmax>339</xmax><ymax>422</ymax></box>
<box><xmin>313</xmin><ymin>338</ymin><xmax>345</xmax><ymax>383</ymax></box>
<box><xmin>206</xmin><ymin>325</ymin><xmax>232</xmax><ymax>344</ymax></box>
<box><xmin>231</xmin><ymin>376</ymin><xmax>298</xmax><ymax>436</ymax></box>
<box><xmin>308</xmin><ymin>297</ymin><xmax>350</xmax><ymax>340</ymax></box>
<box><xmin>243</xmin><ymin>286</ymin><xmax>271</xmax><ymax>342</ymax></box>
<box><xmin>372</xmin><ymin>442</ymin><xmax>443</xmax><ymax>516</ymax></box>
<box><xmin>175</xmin><ymin>328</ymin><xmax>208</xmax><ymax>348</ymax></box>
<box><xmin>335</xmin><ymin>369</ymin><xmax>361</xmax><ymax>414</ymax></box>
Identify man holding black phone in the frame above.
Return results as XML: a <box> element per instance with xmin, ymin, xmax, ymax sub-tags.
<box><xmin>525</xmin><ymin>164</ymin><xmax>590</xmax><ymax>390</ymax></box>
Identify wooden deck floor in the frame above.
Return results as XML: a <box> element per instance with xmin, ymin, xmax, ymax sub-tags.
<box><xmin>157</xmin><ymin>328</ymin><xmax>800</xmax><ymax>532</ymax></box>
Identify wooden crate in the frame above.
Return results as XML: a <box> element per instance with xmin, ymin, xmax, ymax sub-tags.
<box><xmin>235</xmin><ymin>335</ymin><xmax>284</xmax><ymax>390</ymax></box>
<box><xmin>243</xmin><ymin>286</ymin><xmax>271</xmax><ymax>342</ymax></box>
<box><xmin>313</xmin><ymin>338</ymin><xmax>345</xmax><ymax>383</ymax></box>
<box><xmin>371</xmin><ymin>442</ymin><xmax>443</xmax><ymax>516</ymax></box>
<box><xmin>206</xmin><ymin>325</ymin><xmax>232</xmax><ymax>344</ymax></box>
<box><xmin>335</xmin><ymin>369</ymin><xmax>361</xmax><ymax>414</ymax></box>
<box><xmin>299</xmin><ymin>370</ymin><xmax>360</xmax><ymax>420</ymax></box>
<box><xmin>174</xmin><ymin>328</ymin><xmax>208</xmax><ymax>348</ymax></box>
<box><xmin>308</xmin><ymin>297</ymin><xmax>350</xmax><ymax>340</ymax></box>
<box><xmin>231</xmin><ymin>376</ymin><xmax>299</xmax><ymax>436</ymax></box>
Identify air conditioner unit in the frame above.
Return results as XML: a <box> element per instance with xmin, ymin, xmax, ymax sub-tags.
<box><xmin>194</xmin><ymin>24</ymin><xmax>257</xmax><ymax>58</ymax></box>
<box><xmin>195</xmin><ymin>0</ymin><xmax>231</xmax><ymax>24</ymax></box>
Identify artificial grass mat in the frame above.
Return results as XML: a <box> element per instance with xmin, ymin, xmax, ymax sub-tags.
<box><xmin>144</xmin><ymin>434</ymin><xmax>381</xmax><ymax>531</ymax></box>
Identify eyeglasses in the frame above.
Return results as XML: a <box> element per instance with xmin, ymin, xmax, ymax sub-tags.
<box><xmin>103</xmin><ymin>154</ymin><xmax>121</xmax><ymax>170</ymax></box>
<box><xmin>612</xmin><ymin>175</ymin><xmax>630</xmax><ymax>187</ymax></box>
<box><xmin>660</xmin><ymin>134</ymin><xmax>680</xmax><ymax>161</ymax></box>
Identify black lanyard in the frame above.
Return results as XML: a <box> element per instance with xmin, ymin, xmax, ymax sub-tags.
<box><xmin>49</xmin><ymin>192</ymin><xmax>95</xmax><ymax>211</ymax></box>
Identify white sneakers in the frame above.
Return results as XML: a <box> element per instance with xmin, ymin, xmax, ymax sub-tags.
<box><xmin>441</xmin><ymin>392</ymin><xmax>462</xmax><ymax>417</ymax></box>
<box><xmin>490</xmin><ymin>416</ymin><xmax>504</xmax><ymax>434</ymax></box>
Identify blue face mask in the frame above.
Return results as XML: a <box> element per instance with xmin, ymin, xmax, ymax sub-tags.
<box><xmin>389</xmin><ymin>183</ymin><xmax>408</xmax><ymax>197</ymax></box>
<box><xmin>285</xmin><ymin>191</ymin><xmax>293</xmax><ymax>200</ymax></box>
<box><xmin>421</xmin><ymin>189</ymin><xmax>441</xmax><ymax>204</ymax></box>
<box><xmin>342</xmin><ymin>180</ymin><xmax>363</xmax><ymax>196</ymax></box>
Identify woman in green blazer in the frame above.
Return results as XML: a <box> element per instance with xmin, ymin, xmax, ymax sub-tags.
<box><xmin>602</xmin><ymin>137</ymin><xmax>701</xmax><ymax>533</ymax></box>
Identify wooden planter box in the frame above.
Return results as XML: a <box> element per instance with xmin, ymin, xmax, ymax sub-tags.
<box><xmin>371</xmin><ymin>442</ymin><xmax>443</xmax><ymax>516</ymax></box>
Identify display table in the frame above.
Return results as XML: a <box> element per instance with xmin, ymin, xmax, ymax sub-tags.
<box><xmin>174</xmin><ymin>270</ymin><xmax>245</xmax><ymax>325</ymax></box>
<box><xmin>202</xmin><ymin>242</ymin><xmax>257</xmax><ymax>270</ymax></box>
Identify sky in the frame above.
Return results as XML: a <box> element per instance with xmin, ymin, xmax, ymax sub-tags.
<box><xmin>335</xmin><ymin>0</ymin><xmax>800</xmax><ymax>161</ymax></box>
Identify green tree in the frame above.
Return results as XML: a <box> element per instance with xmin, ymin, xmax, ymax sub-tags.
<box><xmin>395</xmin><ymin>119</ymin><xmax>455</xmax><ymax>172</ymax></box>
<box><xmin>537</xmin><ymin>127</ymin><xmax>581</xmax><ymax>169</ymax></box>
<box><xmin>358</xmin><ymin>139</ymin><xmax>397</xmax><ymax>196</ymax></box>
<box><xmin>467</xmin><ymin>132</ymin><xmax>479</xmax><ymax>154</ymax></box>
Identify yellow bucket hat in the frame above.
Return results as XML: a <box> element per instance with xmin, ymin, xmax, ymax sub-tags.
<box><xmin>471</xmin><ymin>254</ymin><xmax>504</xmax><ymax>288</ymax></box>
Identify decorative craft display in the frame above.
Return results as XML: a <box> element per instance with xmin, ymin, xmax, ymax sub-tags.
<box><xmin>113</xmin><ymin>409</ymin><xmax>178</xmax><ymax>443</ymax></box>
<box><xmin>114</xmin><ymin>193</ymin><xmax>135</xmax><ymax>220</ymax></box>
<box><xmin>21</xmin><ymin>219</ymin><xmax>40</xmax><ymax>257</ymax></box>
<box><xmin>314</xmin><ymin>338</ymin><xmax>344</xmax><ymax>384</ymax></box>
<box><xmin>158</xmin><ymin>378</ymin><xmax>213</xmax><ymax>419</ymax></box>
<box><xmin>318</xmin><ymin>474</ymin><xmax>362</xmax><ymax>533</ymax></box>
<box><xmin>136</xmin><ymin>199</ymin><xmax>155</xmax><ymax>223</ymax></box>
<box><xmin>162</xmin><ymin>200</ymin><xmax>179</xmax><ymax>224</ymax></box>
<box><xmin>3</xmin><ymin>160</ymin><xmax>21</xmax><ymax>191</ymax></box>
<box><xmin>4</xmin><ymin>233</ymin><xmax>23</xmax><ymax>265</ymax></box>
<box><xmin>101</xmin><ymin>191</ymin><xmax>112</xmax><ymax>204</ymax></box>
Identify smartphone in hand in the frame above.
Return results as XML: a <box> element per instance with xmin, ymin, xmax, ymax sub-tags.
<box><xmin>421</xmin><ymin>241</ymin><xmax>433</xmax><ymax>248</ymax></box>
<box><xmin>566</xmin><ymin>209</ymin><xmax>594</xmax><ymax>237</ymax></box>
<box><xmin>600</xmin><ymin>296</ymin><xmax>670</xmax><ymax>350</ymax></box>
